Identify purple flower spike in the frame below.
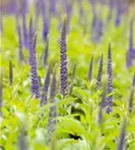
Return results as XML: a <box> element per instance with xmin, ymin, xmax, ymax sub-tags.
<box><xmin>91</xmin><ymin>15</ymin><xmax>103</xmax><ymax>43</ymax></box>
<box><xmin>50</xmin><ymin>0</ymin><xmax>56</xmax><ymax>16</ymax></box>
<box><xmin>96</xmin><ymin>54</ymin><xmax>103</xmax><ymax>89</ymax></box>
<box><xmin>117</xmin><ymin>119</ymin><xmax>126</xmax><ymax>150</ymax></box>
<box><xmin>22</xmin><ymin>14</ymin><xmax>28</xmax><ymax>49</ymax></box>
<box><xmin>129</xmin><ymin>19</ymin><xmax>134</xmax><ymax>50</ymax></box>
<box><xmin>43</xmin><ymin>37</ymin><xmax>49</xmax><ymax>66</ymax></box>
<box><xmin>47</xmin><ymin>72</ymin><xmax>57</xmax><ymax>143</ymax></box>
<box><xmin>115</xmin><ymin>1</ymin><xmax>121</xmax><ymax>27</ymax></box>
<box><xmin>28</xmin><ymin>19</ymin><xmax>40</xmax><ymax>99</ymax></box>
<box><xmin>0</xmin><ymin>11</ymin><xmax>3</xmax><ymax>35</ymax></box>
<box><xmin>106</xmin><ymin>44</ymin><xmax>113</xmax><ymax>113</ymax></box>
<box><xmin>17</xmin><ymin>24</ymin><xmax>25</xmax><ymax>63</ymax></box>
<box><xmin>42</xmin><ymin>20</ymin><xmax>49</xmax><ymax>42</ymax></box>
<box><xmin>88</xmin><ymin>55</ymin><xmax>93</xmax><ymax>81</ymax></box>
<box><xmin>126</xmin><ymin>19</ymin><xmax>135</xmax><ymax>68</ymax></box>
<box><xmin>40</xmin><ymin>66</ymin><xmax>51</xmax><ymax>106</ymax></box>
<box><xmin>60</xmin><ymin>17</ymin><xmax>68</xmax><ymax>96</ymax></box>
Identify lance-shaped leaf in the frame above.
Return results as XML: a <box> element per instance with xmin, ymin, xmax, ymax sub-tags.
<box><xmin>106</xmin><ymin>44</ymin><xmax>113</xmax><ymax>113</ymax></box>
<box><xmin>71</xmin><ymin>63</ymin><xmax>77</xmax><ymax>81</ymax></box>
<box><xmin>88</xmin><ymin>55</ymin><xmax>93</xmax><ymax>81</ymax></box>
<box><xmin>96</xmin><ymin>54</ymin><xmax>103</xmax><ymax>89</ymax></box>
<box><xmin>40</xmin><ymin>66</ymin><xmax>51</xmax><ymax>106</ymax></box>
<box><xmin>28</xmin><ymin>18</ymin><xmax>40</xmax><ymax>99</ymax></box>
<box><xmin>117</xmin><ymin>119</ymin><xmax>126</xmax><ymax>150</ymax></box>
<box><xmin>9</xmin><ymin>60</ymin><xmax>13</xmax><ymax>85</ymax></box>
<box><xmin>60</xmin><ymin>17</ymin><xmax>68</xmax><ymax>96</ymax></box>
<box><xmin>48</xmin><ymin>72</ymin><xmax>57</xmax><ymax>143</ymax></box>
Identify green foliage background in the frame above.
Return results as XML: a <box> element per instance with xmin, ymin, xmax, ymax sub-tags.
<box><xmin>0</xmin><ymin>2</ymin><xmax>135</xmax><ymax>150</ymax></box>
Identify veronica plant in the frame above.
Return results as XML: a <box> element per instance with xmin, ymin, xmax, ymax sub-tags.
<box><xmin>126</xmin><ymin>19</ymin><xmax>135</xmax><ymax>67</ymax></box>
<box><xmin>40</xmin><ymin>66</ymin><xmax>51</xmax><ymax>106</ymax></box>
<box><xmin>60</xmin><ymin>17</ymin><xmax>68</xmax><ymax>96</ymax></box>
<box><xmin>98</xmin><ymin>88</ymin><xmax>106</xmax><ymax>124</ymax></box>
<box><xmin>96</xmin><ymin>54</ymin><xmax>103</xmax><ymax>89</ymax></box>
<box><xmin>88</xmin><ymin>55</ymin><xmax>93</xmax><ymax>81</ymax></box>
<box><xmin>43</xmin><ymin>37</ymin><xmax>49</xmax><ymax>66</ymax></box>
<box><xmin>28</xmin><ymin>18</ymin><xmax>40</xmax><ymax>99</ymax></box>
<box><xmin>47</xmin><ymin>72</ymin><xmax>57</xmax><ymax>143</ymax></box>
<box><xmin>42</xmin><ymin>20</ymin><xmax>49</xmax><ymax>42</ymax></box>
<box><xmin>17</xmin><ymin>24</ymin><xmax>25</xmax><ymax>63</ymax></box>
<box><xmin>106</xmin><ymin>44</ymin><xmax>113</xmax><ymax>113</ymax></box>
<box><xmin>22</xmin><ymin>14</ymin><xmax>28</xmax><ymax>49</ymax></box>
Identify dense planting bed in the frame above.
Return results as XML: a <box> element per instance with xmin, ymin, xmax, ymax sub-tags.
<box><xmin>0</xmin><ymin>0</ymin><xmax>135</xmax><ymax>150</ymax></box>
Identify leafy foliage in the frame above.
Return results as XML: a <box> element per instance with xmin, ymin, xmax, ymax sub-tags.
<box><xmin>0</xmin><ymin>0</ymin><xmax>135</xmax><ymax>150</ymax></box>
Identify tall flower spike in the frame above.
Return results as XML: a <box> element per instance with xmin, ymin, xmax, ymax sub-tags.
<box><xmin>42</xmin><ymin>20</ymin><xmax>49</xmax><ymax>42</ymax></box>
<box><xmin>43</xmin><ymin>37</ymin><xmax>49</xmax><ymax>66</ymax></box>
<box><xmin>49</xmin><ymin>0</ymin><xmax>56</xmax><ymax>16</ymax></box>
<box><xmin>47</xmin><ymin>72</ymin><xmax>57</xmax><ymax>143</ymax></box>
<box><xmin>106</xmin><ymin>44</ymin><xmax>113</xmax><ymax>113</ymax></box>
<box><xmin>117</xmin><ymin>119</ymin><xmax>126</xmax><ymax>150</ymax></box>
<box><xmin>88</xmin><ymin>55</ymin><xmax>93</xmax><ymax>81</ymax></box>
<box><xmin>115</xmin><ymin>1</ymin><xmax>121</xmax><ymax>27</ymax></box>
<box><xmin>22</xmin><ymin>14</ymin><xmax>28</xmax><ymax>49</ymax></box>
<box><xmin>9</xmin><ymin>60</ymin><xmax>13</xmax><ymax>86</ymax></box>
<box><xmin>126</xmin><ymin>19</ymin><xmax>135</xmax><ymax>68</ymax></box>
<box><xmin>60</xmin><ymin>17</ymin><xmax>68</xmax><ymax>96</ymax></box>
<box><xmin>28</xmin><ymin>18</ymin><xmax>40</xmax><ymax>99</ymax></box>
<box><xmin>17</xmin><ymin>24</ymin><xmax>25</xmax><ymax>63</ymax></box>
<box><xmin>0</xmin><ymin>11</ymin><xmax>3</xmax><ymax>35</ymax></box>
<box><xmin>40</xmin><ymin>66</ymin><xmax>51</xmax><ymax>106</ymax></box>
<box><xmin>129</xmin><ymin>19</ymin><xmax>134</xmax><ymax>50</ymax></box>
<box><xmin>96</xmin><ymin>54</ymin><xmax>103</xmax><ymax>89</ymax></box>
